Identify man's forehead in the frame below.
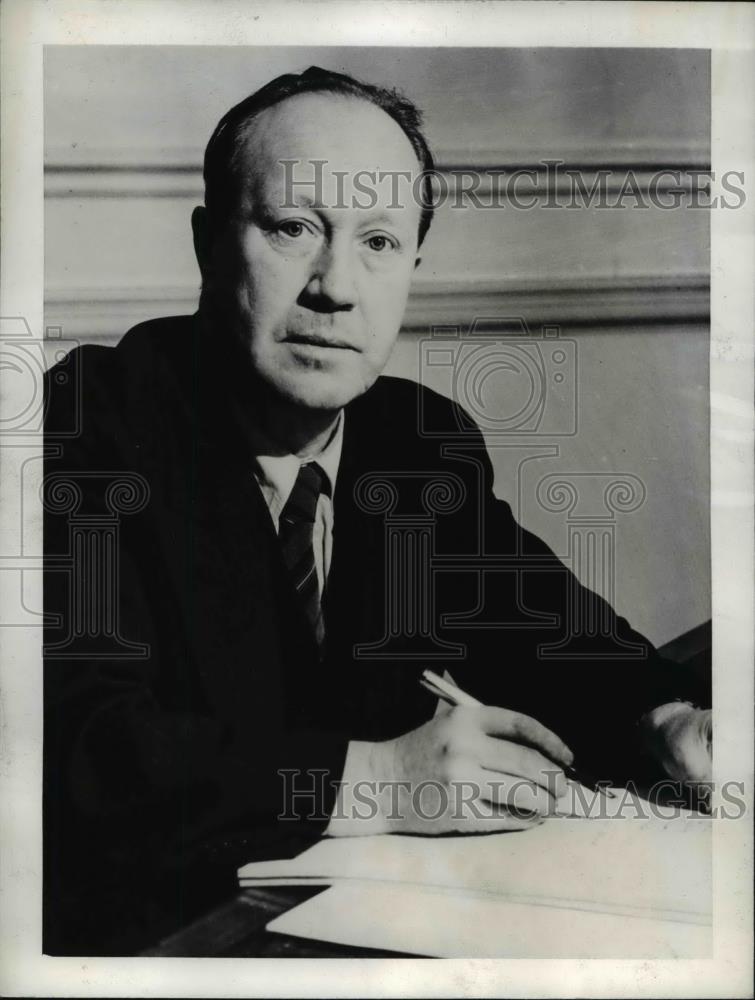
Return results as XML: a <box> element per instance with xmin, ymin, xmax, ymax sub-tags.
<box><xmin>236</xmin><ymin>92</ymin><xmax>423</xmax><ymax>186</ymax></box>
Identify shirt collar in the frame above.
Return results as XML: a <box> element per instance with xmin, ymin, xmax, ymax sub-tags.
<box><xmin>252</xmin><ymin>411</ymin><xmax>344</xmax><ymax>522</ymax></box>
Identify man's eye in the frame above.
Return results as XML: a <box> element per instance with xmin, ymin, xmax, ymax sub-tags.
<box><xmin>277</xmin><ymin>220</ymin><xmax>308</xmax><ymax>238</ymax></box>
<box><xmin>365</xmin><ymin>234</ymin><xmax>397</xmax><ymax>253</ymax></box>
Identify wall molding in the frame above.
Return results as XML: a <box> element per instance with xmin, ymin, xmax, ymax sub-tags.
<box><xmin>46</xmin><ymin>141</ymin><xmax>711</xmax><ymax>169</ymax></box>
<box><xmin>44</xmin><ymin>144</ymin><xmax>711</xmax><ymax>200</ymax></box>
<box><xmin>44</xmin><ymin>274</ymin><xmax>709</xmax><ymax>343</ymax></box>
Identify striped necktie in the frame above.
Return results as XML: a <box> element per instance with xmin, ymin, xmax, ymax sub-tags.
<box><xmin>279</xmin><ymin>461</ymin><xmax>326</xmax><ymax>645</ymax></box>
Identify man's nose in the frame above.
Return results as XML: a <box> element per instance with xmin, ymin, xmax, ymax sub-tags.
<box><xmin>301</xmin><ymin>240</ymin><xmax>357</xmax><ymax>312</ymax></box>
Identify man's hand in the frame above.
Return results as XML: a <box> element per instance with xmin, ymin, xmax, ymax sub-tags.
<box><xmin>639</xmin><ymin>702</ymin><xmax>712</xmax><ymax>801</ymax></box>
<box><xmin>327</xmin><ymin>705</ymin><xmax>574</xmax><ymax>837</ymax></box>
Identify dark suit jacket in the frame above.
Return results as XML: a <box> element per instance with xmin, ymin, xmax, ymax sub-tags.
<box><xmin>43</xmin><ymin>315</ymin><xmax>707</xmax><ymax>953</ymax></box>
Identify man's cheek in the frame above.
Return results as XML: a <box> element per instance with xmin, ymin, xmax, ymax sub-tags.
<box><xmin>367</xmin><ymin>293</ymin><xmax>410</xmax><ymax>346</ymax></box>
<box><xmin>238</xmin><ymin>262</ymin><xmax>290</xmax><ymax>320</ymax></box>
<box><xmin>255</xmin><ymin>257</ymin><xmax>309</xmax><ymax>310</ymax></box>
<box><xmin>376</xmin><ymin>266</ymin><xmax>414</xmax><ymax>312</ymax></box>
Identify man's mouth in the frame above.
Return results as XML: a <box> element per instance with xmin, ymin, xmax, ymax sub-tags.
<box><xmin>284</xmin><ymin>333</ymin><xmax>359</xmax><ymax>352</ymax></box>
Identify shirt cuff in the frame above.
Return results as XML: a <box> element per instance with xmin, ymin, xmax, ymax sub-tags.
<box><xmin>325</xmin><ymin>740</ymin><xmax>391</xmax><ymax>837</ymax></box>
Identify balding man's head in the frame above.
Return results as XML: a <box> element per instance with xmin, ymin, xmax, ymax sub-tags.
<box><xmin>191</xmin><ymin>72</ymin><xmax>430</xmax><ymax>415</ymax></box>
<box><xmin>202</xmin><ymin>65</ymin><xmax>436</xmax><ymax>247</ymax></box>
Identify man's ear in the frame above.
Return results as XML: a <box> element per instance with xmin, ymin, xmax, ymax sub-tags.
<box><xmin>191</xmin><ymin>206</ymin><xmax>213</xmax><ymax>281</ymax></box>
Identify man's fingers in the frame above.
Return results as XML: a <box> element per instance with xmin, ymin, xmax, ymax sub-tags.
<box><xmin>454</xmin><ymin>809</ymin><xmax>544</xmax><ymax>833</ymax></box>
<box><xmin>450</xmin><ymin>787</ymin><xmax>546</xmax><ymax>829</ymax></box>
<box><xmin>478</xmin><ymin>736</ymin><xmax>567</xmax><ymax>798</ymax></box>
<box><xmin>465</xmin><ymin>770</ymin><xmax>554</xmax><ymax>822</ymax></box>
<box><xmin>478</xmin><ymin>705</ymin><xmax>574</xmax><ymax>766</ymax></box>
<box><xmin>433</xmin><ymin>694</ymin><xmax>454</xmax><ymax>719</ymax></box>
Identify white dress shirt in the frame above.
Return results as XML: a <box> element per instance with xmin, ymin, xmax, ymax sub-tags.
<box><xmin>252</xmin><ymin>410</ymin><xmax>344</xmax><ymax>598</ymax></box>
<box><xmin>251</xmin><ymin>411</ymin><xmax>373</xmax><ymax>831</ymax></box>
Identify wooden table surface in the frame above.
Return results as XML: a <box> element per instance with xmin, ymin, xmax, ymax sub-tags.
<box><xmin>143</xmin><ymin>885</ymin><xmax>419</xmax><ymax>958</ymax></box>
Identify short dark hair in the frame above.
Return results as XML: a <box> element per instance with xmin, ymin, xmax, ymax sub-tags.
<box><xmin>202</xmin><ymin>65</ymin><xmax>436</xmax><ymax>247</ymax></box>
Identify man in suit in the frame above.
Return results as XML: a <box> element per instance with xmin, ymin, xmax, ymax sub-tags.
<box><xmin>44</xmin><ymin>66</ymin><xmax>711</xmax><ymax>954</ymax></box>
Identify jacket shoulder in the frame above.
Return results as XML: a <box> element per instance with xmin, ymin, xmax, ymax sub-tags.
<box><xmin>354</xmin><ymin>375</ymin><xmax>483</xmax><ymax>442</ymax></box>
<box><xmin>44</xmin><ymin>315</ymin><xmax>196</xmax><ymax>440</ymax></box>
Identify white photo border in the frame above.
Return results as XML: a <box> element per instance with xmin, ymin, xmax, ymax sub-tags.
<box><xmin>0</xmin><ymin>1</ymin><xmax>752</xmax><ymax>997</ymax></box>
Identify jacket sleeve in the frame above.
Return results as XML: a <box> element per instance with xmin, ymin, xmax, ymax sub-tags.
<box><xmin>446</xmin><ymin>407</ymin><xmax>710</xmax><ymax>786</ymax></box>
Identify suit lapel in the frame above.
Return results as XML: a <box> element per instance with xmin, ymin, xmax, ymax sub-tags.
<box><xmin>179</xmin><ymin>327</ymin><xmax>320</xmax><ymax>735</ymax></box>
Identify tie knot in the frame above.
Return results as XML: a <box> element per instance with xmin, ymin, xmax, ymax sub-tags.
<box><xmin>281</xmin><ymin>462</ymin><xmax>325</xmax><ymax>525</ymax></box>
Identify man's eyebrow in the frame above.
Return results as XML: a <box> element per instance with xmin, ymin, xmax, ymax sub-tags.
<box><xmin>357</xmin><ymin>210</ymin><xmax>413</xmax><ymax>229</ymax></box>
<box><xmin>284</xmin><ymin>193</ymin><xmax>316</xmax><ymax>208</ymax></box>
<box><xmin>270</xmin><ymin>191</ymin><xmax>325</xmax><ymax>212</ymax></box>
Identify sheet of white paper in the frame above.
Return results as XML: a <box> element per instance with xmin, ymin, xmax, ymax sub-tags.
<box><xmin>266</xmin><ymin>881</ymin><xmax>712</xmax><ymax>958</ymax></box>
<box><xmin>240</xmin><ymin>816</ymin><xmax>711</xmax><ymax>922</ymax></box>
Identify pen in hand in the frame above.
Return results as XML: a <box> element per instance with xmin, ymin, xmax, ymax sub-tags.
<box><xmin>420</xmin><ymin>669</ymin><xmax>616</xmax><ymax>799</ymax></box>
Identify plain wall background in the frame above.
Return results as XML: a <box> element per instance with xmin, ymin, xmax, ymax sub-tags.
<box><xmin>44</xmin><ymin>46</ymin><xmax>710</xmax><ymax>647</ymax></box>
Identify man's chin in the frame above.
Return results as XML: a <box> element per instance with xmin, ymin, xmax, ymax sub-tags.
<box><xmin>271</xmin><ymin>373</ymin><xmax>374</xmax><ymax>413</ymax></box>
